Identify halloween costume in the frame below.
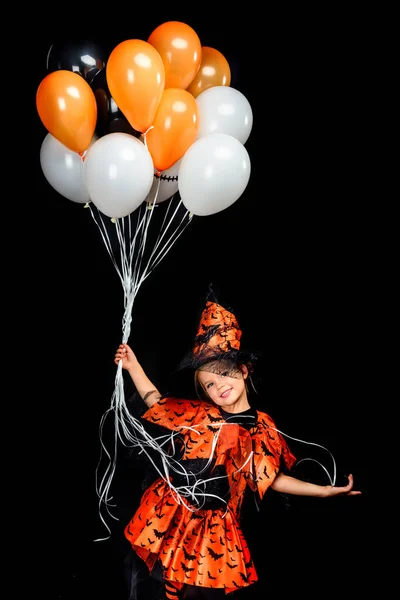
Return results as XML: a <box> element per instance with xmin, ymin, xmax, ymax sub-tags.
<box><xmin>123</xmin><ymin>293</ymin><xmax>297</xmax><ymax>596</ymax></box>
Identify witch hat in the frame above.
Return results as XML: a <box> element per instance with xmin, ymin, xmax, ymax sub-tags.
<box><xmin>177</xmin><ymin>285</ymin><xmax>258</xmax><ymax>374</ymax></box>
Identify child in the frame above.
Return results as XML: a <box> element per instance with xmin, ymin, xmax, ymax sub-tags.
<box><xmin>114</xmin><ymin>294</ymin><xmax>361</xmax><ymax>599</ymax></box>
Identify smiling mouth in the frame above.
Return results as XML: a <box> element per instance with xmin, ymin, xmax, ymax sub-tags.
<box><xmin>220</xmin><ymin>389</ymin><xmax>232</xmax><ymax>398</ymax></box>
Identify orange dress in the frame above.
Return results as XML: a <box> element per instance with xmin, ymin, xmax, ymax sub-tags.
<box><xmin>124</xmin><ymin>397</ymin><xmax>296</xmax><ymax>595</ymax></box>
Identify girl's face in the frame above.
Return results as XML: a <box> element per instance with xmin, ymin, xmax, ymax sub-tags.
<box><xmin>196</xmin><ymin>359</ymin><xmax>250</xmax><ymax>413</ymax></box>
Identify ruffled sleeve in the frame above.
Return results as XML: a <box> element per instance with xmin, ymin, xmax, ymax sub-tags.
<box><xmin>251</xmin><ymin>411</ymin><xmax>296</xmax><ymax>500</ymax></box>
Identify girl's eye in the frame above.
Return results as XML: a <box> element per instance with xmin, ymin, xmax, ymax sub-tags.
<box><xmin>206</xmin><ymin>382</ymin><xmax>214</xmax><ymax>389</ymax></box>
<box><xmin>221</xmin><ymin>371</ymin><xmax>229</xmax><ymax>377</ymax></box>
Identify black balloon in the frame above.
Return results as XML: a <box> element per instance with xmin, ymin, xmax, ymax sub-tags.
<box><xmin>46</xmin><ymin>40</ymin><xmax>107</xmax><ymax>84</ymax></box>
<box><xmin>90</xmin><ymin>68</ymin><xmax>140</xmax><ymax>139</ymax></box>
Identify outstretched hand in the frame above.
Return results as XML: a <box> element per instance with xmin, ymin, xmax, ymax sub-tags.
<box><xmin>329</xmin><ymin>474</ymin><xmax>362</xmax><ymax>497</ymax></box>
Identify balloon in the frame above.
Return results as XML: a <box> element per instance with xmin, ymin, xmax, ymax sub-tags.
<box><xmin>40</xmin><ymin>133</ymin><xmax>97</xmax><ymax>203</ymax></box>
<box><xmin>36</xmin><ymin>70</ymin><xmax>97</xmax><ymax>154</ymax></box>
<box><xmin>90</xmin><ymin>68</ymin><xmax>139</xmax><ymax>138</ymax></box>
<box><xmin>186</xmin><ymin>47</ymin><xmax>231</xmax><ymax>98</ymax></box>
<box><xmin>46</xmin><ymin>40</ymin><xmax>107</xmax><ymax>84</ymax></box>
<box><xmin>106</xmin><ymin>39</ymin><xmax>165</xmax><ymax>134</ymax></box>
<box><xmin>83</xmin><ymin>133</ymin><xmax>154</xmax><ymax>219</ymax></box>
<box><xmin>196</xmin><ymin>86</ymin><xmax>253</xmax><ymax>145</ymax></box>
<box><xmin>148</xmin><ymin>159</ymin><xmax>181</xmax><ymax>204</ymax></box>
<box><xmin>178</xmin><ymin>133</ymin><xmax>251</xmax><ymax>216</ymax></box>
<box><xmin>145</xmin><ymin>88</ymin><xmax>199</xmax><ymax>172</ymax></box>
<box><xmin>148</xmin><ymin>21</ymin><xmax>202</xmax><ymax>90</ymax></box>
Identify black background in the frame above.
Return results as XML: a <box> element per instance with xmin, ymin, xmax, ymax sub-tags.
<box><xmin>27</xmin><ymin>9</ymin><xmax>372</xmax><ymax>599</ymax></box>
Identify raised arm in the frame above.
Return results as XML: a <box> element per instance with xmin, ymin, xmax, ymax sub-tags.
<box><xmin>271</xmin><ymin>472</ymin><xmax>361</xmax><ymax>497</ymax></box>
<box><xmin>114</xmin><ymin>343</ymin><xmax>161</xmax><ymax>408</ymax></box>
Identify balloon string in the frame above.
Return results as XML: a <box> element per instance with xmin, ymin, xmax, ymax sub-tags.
<box><xmin>271</xmin><ymin>427</ymin><xmax>337</xmax><ymax>486</ymax></box>
<box><xmin>142</xmin><ymin>125</ymin><xmax>154</xmax><ymax>139</ymax></box>
<box><xmin>89</xmin><ymin>198</ymin><xmax>196</xmax><ymax>538</ymax></box>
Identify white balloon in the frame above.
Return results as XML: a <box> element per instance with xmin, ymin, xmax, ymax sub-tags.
<box><xmin>40</xmin><ymin>133</ymin><xmax>96</xmax><ymax>203</ymax></box>
<box><xmin>84</xmin><ymin>133</ymin><xmax>154</xmax><ymax>218</ymax></box>
<box><xmin>196</xmin><ymin>86</ymin><xmax>253</xmax><ymax>145</ymax></box>
<box><xmin>148</xmin><ymin>159</ymin><xmax>181</xmax><ymax>204</ymax></box>
<box><xmin>179</xmin><ymin>133</ymin><xmax>251</xmax><ymax>216</ymax></box>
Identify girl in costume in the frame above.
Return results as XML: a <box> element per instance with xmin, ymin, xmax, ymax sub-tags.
<box><xmin>114</xmin><ymin>292</ymin><xmax>361</xmax><ymax>599</ymax></box>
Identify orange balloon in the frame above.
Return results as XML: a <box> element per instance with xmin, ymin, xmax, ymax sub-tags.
<box><xmin>106</xmin><ymin>39</ymin><xmax>165</xmax><ymax>133</ymax></box>
<box><xmin>148</xmin><ymin>21</ymin><xmax>202</xmax><ymax>90</ymax></box>
<box><xmin>36</xmin><ymin>70</ymin><xmax>97</xmax><ymax>154</ymax></box>
<box><xmin>186</xmin><ymin>46</ymin><xmax>231</xmax><ymax>98</ymax></box>
<box><xmin>145</xmin><ymin>88</ymin><xmax>199</xmax><ymax>172</ymax></box>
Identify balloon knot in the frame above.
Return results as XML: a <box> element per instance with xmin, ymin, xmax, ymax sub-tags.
<box><xmin>111</xmin><ymin>217</ymin><xmax>117</xmax><ymax>223</ymax></box>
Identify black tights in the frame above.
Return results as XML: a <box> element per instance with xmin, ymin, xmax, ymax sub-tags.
<box><xmin>180</xmin><ymin>584</ymin><xmax>225</xmax><ymax>599</ymax></box>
